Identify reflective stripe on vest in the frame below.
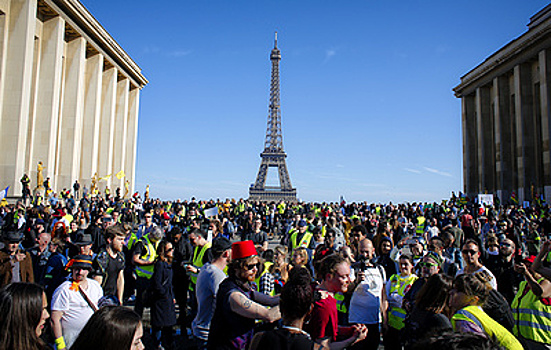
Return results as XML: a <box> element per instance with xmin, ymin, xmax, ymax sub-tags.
<box><xmin>335</xmin><ymin>292</ymin><xmax>347</xmax><ymax>314</ymax></box>
<box><xmin>290</xmin><ymin>230</ymin><xmax>313</xmax><ymax>249</ymax></box>
<box><xmin>190</xmin><ymin>243</ymin><xmax>212</xmax><ymax>289</ymax></box>
<box><xmin>388</xmin><ymin>274</ymin><xmax>418</xmax><ymax>330</ymax></box>
<box><xmin>135</xmin><ymin>237</ymin><xmax>156</xmax><ymax>279</ymax></box>
<box><xmin>452</xmin><ymin>306</ymin><xmax>523</xmax><ymax>350</ymax></box>
<box><xmin>512</xmin><ymin>280</ymin><xmax>551</xmax><ymax>344</ymax></box>
<box><xmin>127</xmin><ymin>233</ymin><xmax>138</xmax><ymax>250</ymax></box>
<box><xmin>416</xmin><ymin>216</ymin><xmax>426</xmax><ymax>235</ymax></box>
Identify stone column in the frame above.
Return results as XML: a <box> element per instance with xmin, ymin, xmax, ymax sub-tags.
<box><xmin>514</xmin><ymin>63</ymin><xmax>535</xmax><ymax>202</ymax></box>
<box><xmin>30</xmin><ymin>16</ymin><xmax>65</xmax><ymax>190</ymax></box>
<box><xmin>539</xmin><ymin>49</ymin><xmax>551</xmax><ymax>203</ymax></box>
<box><xmin>462</xmin><ymin>94</ymin><xmax>477</xmax><ymax>196</ymax></box>
<box><xmin>80</xmin><ymin>53</ymin><xmax>103</xmax><ymax>189</ymax></box>
<box><xmin>126</xmin><ymin>87</ymin><xmax>140</xmax><ymax>195</ymax></box>
<box><xmin>24</xmin><ymin>26</ymin><xmax>41</xmax><ymax>179</ymax></box>
<box><xmin>57</xmin><ymin>37</ymin><xmax>86</xmax><ymax>191</ymax></box>
<box><xmin>493</xmin><ymin>75</ymin><xmax>512</xmax><ymax>203</ymax></box>
<box><xmin>97</xmin><ymin>67</ymin><xmax>117</xmax><ymax>192</ymax></box>
<box><xmin>476</xmin><ymin>86</ymin><xmax>494</xmax><ymax>194</ymax></box>
<box><xmin>0</xmin><ymin>0</ymin><xmax>37</xmax><ymax>194</ymax></box>
<box><xmin>112</xmin><ymin>78</ymin><xmax>129</xmax><ymax>192</ymax></box>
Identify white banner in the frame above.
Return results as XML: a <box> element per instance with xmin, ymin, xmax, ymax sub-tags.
<box><xmin>478</xmin><ymin>194</ymin><xmax>494</xmax><ymax>206</ymax></box>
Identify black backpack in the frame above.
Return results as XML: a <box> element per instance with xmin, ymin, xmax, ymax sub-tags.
<box><xmin>483</xmin><ymin>288</ymin><xmax>514</xmax><ymax>332</ymax></box>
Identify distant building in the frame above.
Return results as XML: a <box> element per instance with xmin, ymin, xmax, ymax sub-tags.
<box><xmin>0</xmin><ymin>0</ymin><xmax>147</xmax><ymax>196</ymax></box>
<box><xmin>454</xmin><ymin>4</ymin><xmax>551</xmax><ymax>203</ymax></box>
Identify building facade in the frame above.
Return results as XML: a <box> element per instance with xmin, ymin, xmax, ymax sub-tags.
<box><xmin>0</xmin><ymin>0</ymin><xmax>147</xmax><ymax>197</ymax></box>
<box><xmin>454</xmin><ymin>4</ymin><xmax>551</xmax><ymax>203</ymax></box>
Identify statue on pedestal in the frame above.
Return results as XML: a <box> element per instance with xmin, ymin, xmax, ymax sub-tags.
<box><xmin>123</xmin><ymin>180</ymin><xmax>130</xmax><ymax>199</ymax></box>
<box><xmin>36</xmin><ymin>162</ymin><xmax>45</xmax><ymax>190</ymax></box>
<box><xmin>90</xmin><ymin>172</ymin><xmax>99</xmax><ymax>196</ymax></box>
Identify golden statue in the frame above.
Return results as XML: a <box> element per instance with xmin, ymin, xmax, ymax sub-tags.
<box><xmin>123</xmin><ymin>180</ymin><xmax>130</xmax><ymax>199</ymax></box>
<box><xmin>145</xmin><ymin>185</ymin><xmax>150</xmax><ymax>200</ymax></box>
<box><xmin>36</xmin><ymin>161</ymin><xmax>45</xmax><ymax>189</ymax></box>
<box><xmin>90</xmin><ymin>172</ymin><xmax>99</xmax><ymax>195</ymax></box>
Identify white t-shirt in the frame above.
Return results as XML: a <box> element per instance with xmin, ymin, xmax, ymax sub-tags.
<box><xmin>349</xmin><ymin>265</ymin><xmax>386</xmax><ymax>325</ymax></box>
<box><xmin>52</xmin><ymin>279</ymin><xmax>103</xmax><ymax>348</ymax></box>
<box><xmin>455</xmin><ymin>265</ymin><xmax>498</xmax><ymax>290</ymax></box>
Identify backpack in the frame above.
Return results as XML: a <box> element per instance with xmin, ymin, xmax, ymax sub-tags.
<box><xmin>482</xmin><ymin>288</ymin><xmax>514</xmax><ymax>332</ymax></box>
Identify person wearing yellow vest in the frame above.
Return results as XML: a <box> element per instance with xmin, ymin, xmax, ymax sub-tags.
<box><xmin>288</xmin><ymin>220</ymin><xmax>314</xmax><ymax>251</ymax></box>
<box><xmin>415</xmin><ymin>215</ymin><xmax>426</xmax><ymax>236</ymax></box>
<box><xmin>513</xmin><ymin>255</ymin><xmax>551</xmax><ymax>349</ymax></box>
<box><xmin>187</xmin><ymin>229</ymin><xmax>213</xmax><ymax>289</ymax></box>
<box><xmin>255</xmin><ymin>259</ymin><xmax>275</xmax><ymax>296</ymax></box>
<box><xmin>533</xmin><ymin>240</ymin><xmax>551</xmax><ymax>282</ymax></box>
<box><xmin>450</xmin><ymin>272</ymin><xmax>523</xmax><ymax>350</ymax></box>
<box><xmin>384</xmin><ymin>254</ymin><xmax>418</xmax><ymax>350</ymax></box>
<box><xmin>186</xmin><ymin>228</ymin><xmax>212</xmax><ymax>320</ymax></box>
<box><xmin>132</xmin><ymin>226</ymin><xmax>163</xmax><ymax>317</ymax></box>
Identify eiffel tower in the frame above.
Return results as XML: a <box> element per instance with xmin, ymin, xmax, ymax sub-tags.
<box><xmin>249</xmin><ymin>33</ymin><xmax>297</xmax><ymax>202</ymax></box>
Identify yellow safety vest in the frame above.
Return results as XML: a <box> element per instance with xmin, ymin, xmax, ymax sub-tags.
<box><xmin>387</xmin><ymin>274</ymin><xmax>418</xmax><ymax>330</ymax></box>
<box><xmin>189</xmin><ymin>243</ymin><xmax>212</xmax><ymax>290</ymax></box>
<box><xmin>135</xmin><ymin>236</ymin><xmax>158</xmax><ymax>279</ymax></box>
<box><xmin>512</xmin><ymin>279</ymin><xmax>551</xmax><ymax>344</ymax></box>
<box><xmin>255</xmin><ymin>262</ymin><xmax>275</xmax><ymax>296</ymax></box>
<box><xmin>290</xmin><ymin>230</ymin><xmax>313</xmax><ymax>250</ymax></box>
<box><xmin>416</xmin><ymin>216</ymin><xmax>426</xmax><ymax>235</ymax></box>
<box><xmin>127</xmin><ymin>233</ymin><xmax>138</xmax><ymax>250</ymax></box>
<box><xmin>335</xmin><ymin>292</ymin><xmax>347</xmax><ymax>314</ymax></box>
<box><xmin>452</xmin><ymin>305</ymin><xmax>523</xmax><ymax>350</ymax></box>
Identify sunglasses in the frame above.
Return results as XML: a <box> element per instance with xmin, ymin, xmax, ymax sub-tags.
<box><xmin>462</xmin><ymin>249</ymin><xmax>478</xmax><ymax>255</ymax></box>
<box><xmin>419</xmin><ymin>262</ymin><xmax>438</xmax><ymax>268</ymax></box>
<box><xmin>500</xmin><ymin>242</ymin><xmax>512</xmax><ymax>247</ymax></box>
<box><xmin>246</xmin><ymin>263</ymin><xmax>260</xmax><ymax>271</ymax></box>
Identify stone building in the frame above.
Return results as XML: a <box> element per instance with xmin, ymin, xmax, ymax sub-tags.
<box><xmin>0</xmin><ymin>0</ymin><xmax>147</xmax><ymax>197</ymax></box>
<box><xmin>454</xmin><ymin>4</ymin><xmax>551</xmax><ymax>203</ymax></box>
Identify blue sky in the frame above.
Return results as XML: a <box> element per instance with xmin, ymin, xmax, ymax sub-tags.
<box><xmin>81</xmin><ymin>0</ymin><xmax>550</xmax><ymax>203</ymax></box>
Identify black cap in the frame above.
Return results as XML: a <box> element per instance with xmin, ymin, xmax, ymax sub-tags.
<box><xmin>212</xmin><ymin>237</ymin><xmax>232</xmax><ymax>255</ymax></box>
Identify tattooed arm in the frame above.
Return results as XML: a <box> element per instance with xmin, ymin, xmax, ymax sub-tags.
<box><xmin>229</xmin><ymin>291</ymin><xmax>281</xmax><ymax>323</ymax></box>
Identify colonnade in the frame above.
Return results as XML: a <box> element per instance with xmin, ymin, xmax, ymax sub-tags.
<box><xmin>459</xmin><ymin>50</ymin><xmax>551</xmax><ymax>203</ymax></box>
<box><xmin>0</xmin><ymin>0</ymin><xmax>147</xmax><ymax>196</ymax></box>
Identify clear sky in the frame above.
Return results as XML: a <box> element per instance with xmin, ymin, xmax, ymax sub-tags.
<box><xmin>81</xmin><ymin>0</ymin><xmax>550</xmax><ymax>203</ymax></box>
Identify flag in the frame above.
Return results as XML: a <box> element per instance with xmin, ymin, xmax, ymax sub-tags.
<box><xmin>100</xmin><ymin>174</ymin><xmax>111</xmax><ymax>181</ymax></box>
<box><xmin>511</xmin><ymin>191</ymin><xmax>518</xmax><ymax>205</ymax></box>
<box><xmin>0</xmin><ymin>186</ymin><xmax>9</xmax><ymax>201</ymax></box>
<box><xmin>116</xmin><ymin>170</ymin><xmax>125</xmax><ymax>180</ymax></box>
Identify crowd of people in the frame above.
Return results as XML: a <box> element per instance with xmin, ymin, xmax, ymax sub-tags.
<box><xmin>0</xmin><ymin>186</ymin><xmax>550</xmax><ymax>350</ymax></box>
